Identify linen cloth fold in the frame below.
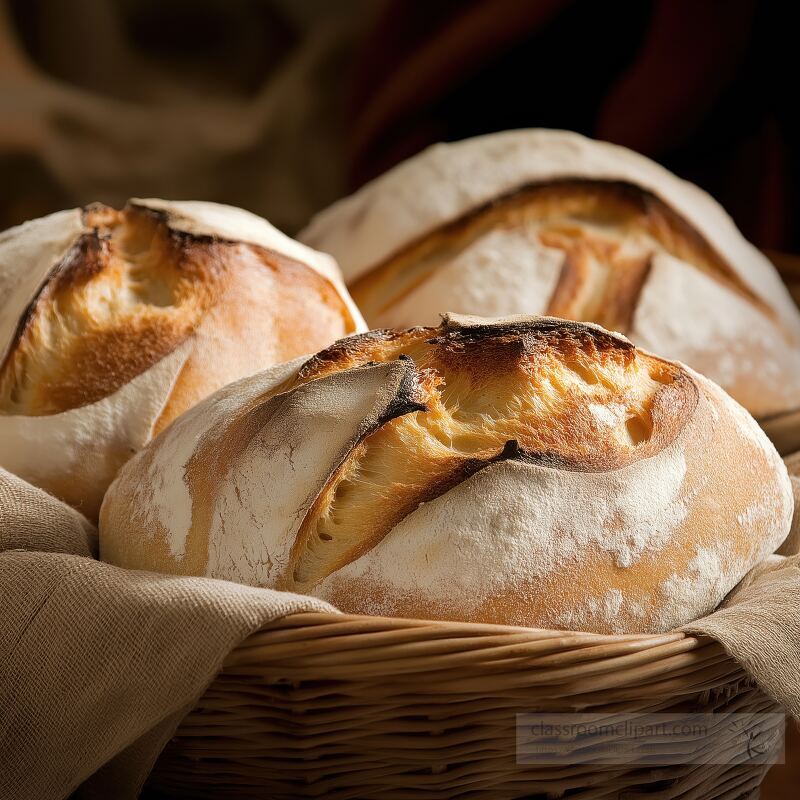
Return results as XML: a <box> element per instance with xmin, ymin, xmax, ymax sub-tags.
<box><xmin>684</xmin><ymin>452</ymin><xmax>800</xmax><ymax>718</ymax></box>
<box><xmin>2</xmin><ymin>455</ymin><xmax>800</xmax><ymax>800</ymax></box>
<box><xmin>0</xmin><ymin>467</ymin><xmax>335</xmax><ymax>800</ymax></box>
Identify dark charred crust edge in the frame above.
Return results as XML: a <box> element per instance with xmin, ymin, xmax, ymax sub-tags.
<box><xmin>437</xmin><ymin>439</ymin><xmax>583</xmax><ymax>495</ymax></box>
<box><xmin>1</xmin><ymin>230</ymin><xmax>107</xmax><ymax>372</ymax></box>
<box><xmin>377</xmin><ymin>177</ymin><xmax>725</xmax><ymax>274</ymax></box>
<box><xmin>124</xmin><ymin>201</ymin><xmax>314</xmax><ymax>261</ymax></box>
<box><xmin>439</xmin><ymin>437</ymin><xmax>624</xmax><ymax>486</ymax></box>
<box><xmin>499</xmin><ymin>438</ymin><xmax>582</xmax><ymax>471</ymax></box>
<box><xmin>127</xmin><ymin>201</ymin><xmax>269</xmax><ymax>252</ymax></box>
<box><xmin>297</xmin><ymin>327</ymin><xmax>431</xmax><ymax>380</ymax></box>
<box><xmin>5</xmin><ymin>291</ymin><xmax>48</xmax><ymax>373</ymax></box>
<box><xmin>504</xmin><ymin>441</ymin><xmax>612</xmax><ymax>473</ymax></box>
<box><xmin>49</xmin><ymin>231</ymin><xmax>108</xmax><ymax>290</ymax></box>
<box><xmin>376</xmin><ymin>360</ymin><xmax>429</xmax><ymax>426</ymax></box>
<box><xmin>356</xmin><ymin>176</ymin><xmax>770</xmax><ymax>320</ymax></box>
<box><xmin>126</xmin><ymin>202</ymin><xmax>239</xmax><ymax>251</ymax></box>
<box><xmin>126</xmin><ymin>201</ymin><xmax>353</xmax><ymax>327</ymax></box>
<box><xmin>287</xmin><ymin>356</ymin><xmax>428</xmax><ymax>587</ymax></box>
<box><xmin>299</xmin><ymin>316</ymin><xmax>637</xmax><ymax>384</ymax></box>
<box><xmin>124</xmin><ymin>202</ymin><xmax>211</xmax><ymax>245</ymax></box>
<box><xmin>337</xmin><ymin>357</ymin><xmax>428</xmax><ymax>445</ymax></box>
<box><xmin>438</xmin><ymin>313</ymin><xmax>635</xmax><ymax>353</ymax></box>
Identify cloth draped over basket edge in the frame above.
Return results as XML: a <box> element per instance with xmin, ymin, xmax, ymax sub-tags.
<box><xmin>683</xmin><ymin>454</ymin><xmax>800</xmax><ymax>719</ymax></box>
<box><xmin>1</xmin><ymin>461</ymin><xmax>799</xmax><ymax>800</ymax></box>
<box><xmin>0</xmin><ymin>466</ymin><xmax>337</xmax><ymax>800</ymax></box>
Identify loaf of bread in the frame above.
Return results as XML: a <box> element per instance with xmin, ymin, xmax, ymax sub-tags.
<box><xmin>99</xmin><ymin>314</ymin><xmax>792</xmax><ymax>634</ymax></box>
<box><xmin>300</xmin><ymin>130</ymin><xmax>800</xmax><ymax>449</ymax></box>
<box><xmin>0</xmin><ymin>199</ymin><xmax>365</xmax><ymax>519</ymax></box>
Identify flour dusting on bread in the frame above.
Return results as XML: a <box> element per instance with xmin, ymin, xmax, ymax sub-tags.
<box><xmin>301</xmin><ymin>130</ymin><xmax>800</xmax><ymax>422</ymax></box>
<box><xmin>100</xmin><ymin>315</ymin><xmax>793</xmax><ymax>634</ymax></box>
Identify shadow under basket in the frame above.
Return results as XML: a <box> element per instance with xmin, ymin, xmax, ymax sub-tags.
<box><xmin>147</xmin><ymin>611</ymin><xmax>783</xmax><ymax>799</ymax></box>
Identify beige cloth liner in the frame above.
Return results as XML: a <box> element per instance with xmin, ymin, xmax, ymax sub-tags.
<box><xmin>1</xmin><ymin>457</ymin><xmax>799</xmax><ymax>800</ymax></box>
<box><xmin>0</xmin><ymin>467</ymin><xmax>335</xmax><ymax>800</ymax></box>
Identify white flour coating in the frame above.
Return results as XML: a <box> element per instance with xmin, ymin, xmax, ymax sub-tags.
<box><xmin>119</xmin><ymin>356</ymin><xmax>305</xmax><ymax>559</ymax></box>
<box><xmin>113</xmin><ymin>358</ymin><xmax>415</xmax><ymax>581</ymax></box>
<box><xmin>132</xmin><ymin>198</ymin><xmax>366</xmax><ymax>331</ymax></box>
<box><xmin>588</xmin><ymin>402</ymin><xmax>626</xmax><ymax>428</ymax></box>
<box><xmin>604</xmin><ymin>452</ymin><xmax>689</xmax><ymax>568</ymax></box>
<box><xmin>375</xmin><ymin>229</ymin><xmax>563</xmax><ymax>328</ymax></box>
<box><xmin>589</xmin><ymin>589</ymin><xmax>624</xmax><ymax>619</ymax></box>
<box><xmin>700</xmin><ymin>370</ymin><xmax>793</xmax><ymax>513</ymax></box>
<box><xmin>631</xmin><ymin>253</ymin><xmax>800</xmax><ymax>416</ymax></box>
<box><xmin>131</xmin><ymin>399</ymin><xmax>204</xmax><ymax>558</ymax></box>
<box><xmin>300</xmin><ymin>129</ymin><xmax>800</xmax><ymax>333</ymax></box>
<box><xmin>651</xmin><ymin>381</ymin><xmax>791</xmax><ymax>632</ymax></box>
<box><xmin>738</xmin><ymin>498</ymin><xmax>779</xmax><ymax>529</ymax></box>
<box><xmin>654</xmin><ymin>547</ymin><xmax>733</xmax><ymax>632</ymax></box>
<box><xmin>205</xmin><ymin>361</ymin><xmax>415</xmax><ymax>585</ymax></box>
<box><xmin>313</xmin><ymin>443</ymin><xmax>690</xmax><ymax>616</ymax></box>
<box><xmin>0</xmin><ymin>208</ymin><xmax>86</xmax><ymax>367</ymax></box>
<box><xmin>731</xmin><ymin>461</ymin><xmax>793</xmax><ymax>550</ymax></box>
<box><xmin>0</xmin><ymin>342</ymin><xmax>189</xmax><ymax>519</ymax></box>
<box><xmin>557</xmin><ymin>590</ymin><xmax>649</xmax><ymax>635</ymax></box>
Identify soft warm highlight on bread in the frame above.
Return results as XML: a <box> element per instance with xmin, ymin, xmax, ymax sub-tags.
<box><xmin>0</xmin><ymin>198</ymin><xmax>364</xmax><ymax>520</ymax></box>
<box><xmin>302</xmin><ymin>131</ymin><xmax>800</xmax><ymax>431</ymax></box>
<box><xmin>350</xmin><ymin>180</ymin><xmax>771</xmax><ymax>332</ymax></box>
<box><xmin>0</xmin><ymin>205</ymin><xmax>204</xmax><ymax>414</ymax></box>
<box><xmin>281</xmin><ymin>319</ymin><xmax>692</xmax><ymax>592</ymax></box>
<box><xmin>99</xmin><ymin>314</ymin><xmax>792</xmax><ymax>634</ymax></box>
<box><xmin>0</xmin><ymin>202</ymin><xmax>355</xmax><ymax>418</ymax></box>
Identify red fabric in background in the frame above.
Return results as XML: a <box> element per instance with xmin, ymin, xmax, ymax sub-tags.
<box><xmin>349</xmin><ymin>0</ymin><xmax>798</xmax><ymax>253</ymax></box>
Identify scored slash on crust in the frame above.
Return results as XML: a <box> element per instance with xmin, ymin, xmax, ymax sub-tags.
<box><xmin>300</xmin><ymin>130</ymin><xmax>800</xmax><ymax>425</ymax></box>
<box><xmin>98</xmin><ymin>311</ymin><xmax>792</xmax><ymax>634</ymax></box>
<box><xmin>0</xmin><ymin>200</ymin><xmax>360</xmax><ymax>418</ymax></box>
<box><xmin>349</xmin><ymin>179</ymin><xmax>775</xmax><ymax>328</ymax></box>
<box><xmin>283</xmin><ymin>314</ymin><xmax>697</xmax><ymax>594</ymax></box>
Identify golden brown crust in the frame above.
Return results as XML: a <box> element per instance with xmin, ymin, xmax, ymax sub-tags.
<box><xmin>152</xmin><ymin>240</ymin><xmax>356</xmax><ymax>433</ymax></box>
<box><xmin>98</xmin><ymin>314</ymin><xmax>791</xmax><ymax>633</ymax></box>
<box><xmin>282</xmin><ymin>317</ymin><xmax>697</xmax><ymax>593</ymax></box>
<box><xmin>0</xmin><ymin>202</ymin><xmax>355</xmax><ymax>420</ymax></box>
<box><xmin>543</xmin><ymin>228</ymin><xmax>653</xmax><ymax>332</ymax></box>
<box><xmin>312</xmin><ymin>369</ymin><xmax>790</xmax><ymax>634</ymax></box>
<box><xmin>349</xmin><ymin>179</ymin><xmax>774</xmax><ymax>327</ymax></box>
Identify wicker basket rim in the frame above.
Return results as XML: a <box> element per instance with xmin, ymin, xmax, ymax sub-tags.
<box><xmin>225</xmin><ymin>610</ymin><xmax>718</xmax><ymax>668</ymax></box>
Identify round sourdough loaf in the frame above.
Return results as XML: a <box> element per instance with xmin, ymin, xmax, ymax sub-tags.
<box><xmin>300</xmin><ymin>130</ymin><xmax>800</xmax><ymax>440</ymax></box>
<box><xmin>99</xmin><ymin>314</ymin><xmax>793</xmax><ymax>634</ymax></box>
<box><xmin>0</xmin><ymin>199</ymin><xmax>365</xmax><ymax>519</ymax></box>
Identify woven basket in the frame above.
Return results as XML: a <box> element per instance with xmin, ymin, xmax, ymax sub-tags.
<box><xmin>148</xmin><ymin>611</ymin><xmax>783</xmax><ymax>799</ymax></box>
<box><xmin>147</xmin><ymin>251</ymin><xmax>800</xmax><ymax>799</ymax></box>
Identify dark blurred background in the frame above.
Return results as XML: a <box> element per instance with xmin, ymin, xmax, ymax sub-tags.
<box><xmin>1</xmin><ymin>1</ymin><xmax>798</xmax><ymax>796</ymax></box>
<box><xmin>0</xmin><ymin>0</ymin><xmax>798</xmax><ymax>254</ymax></box>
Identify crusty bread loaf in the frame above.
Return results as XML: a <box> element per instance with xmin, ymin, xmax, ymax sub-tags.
<box><xmin>300</xmin><ymin>130</ymin><xmax>800</xmax><ymax>443</ymax></box>
<box><xmin>99</xmin><ymin>314</ymin><xmax>792</xmax><ymax>634</ymax></box>
<box><xmin>0</xmin><ymin>199</ymin><xmax>365</xmax><ymax>519</ymax></box>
